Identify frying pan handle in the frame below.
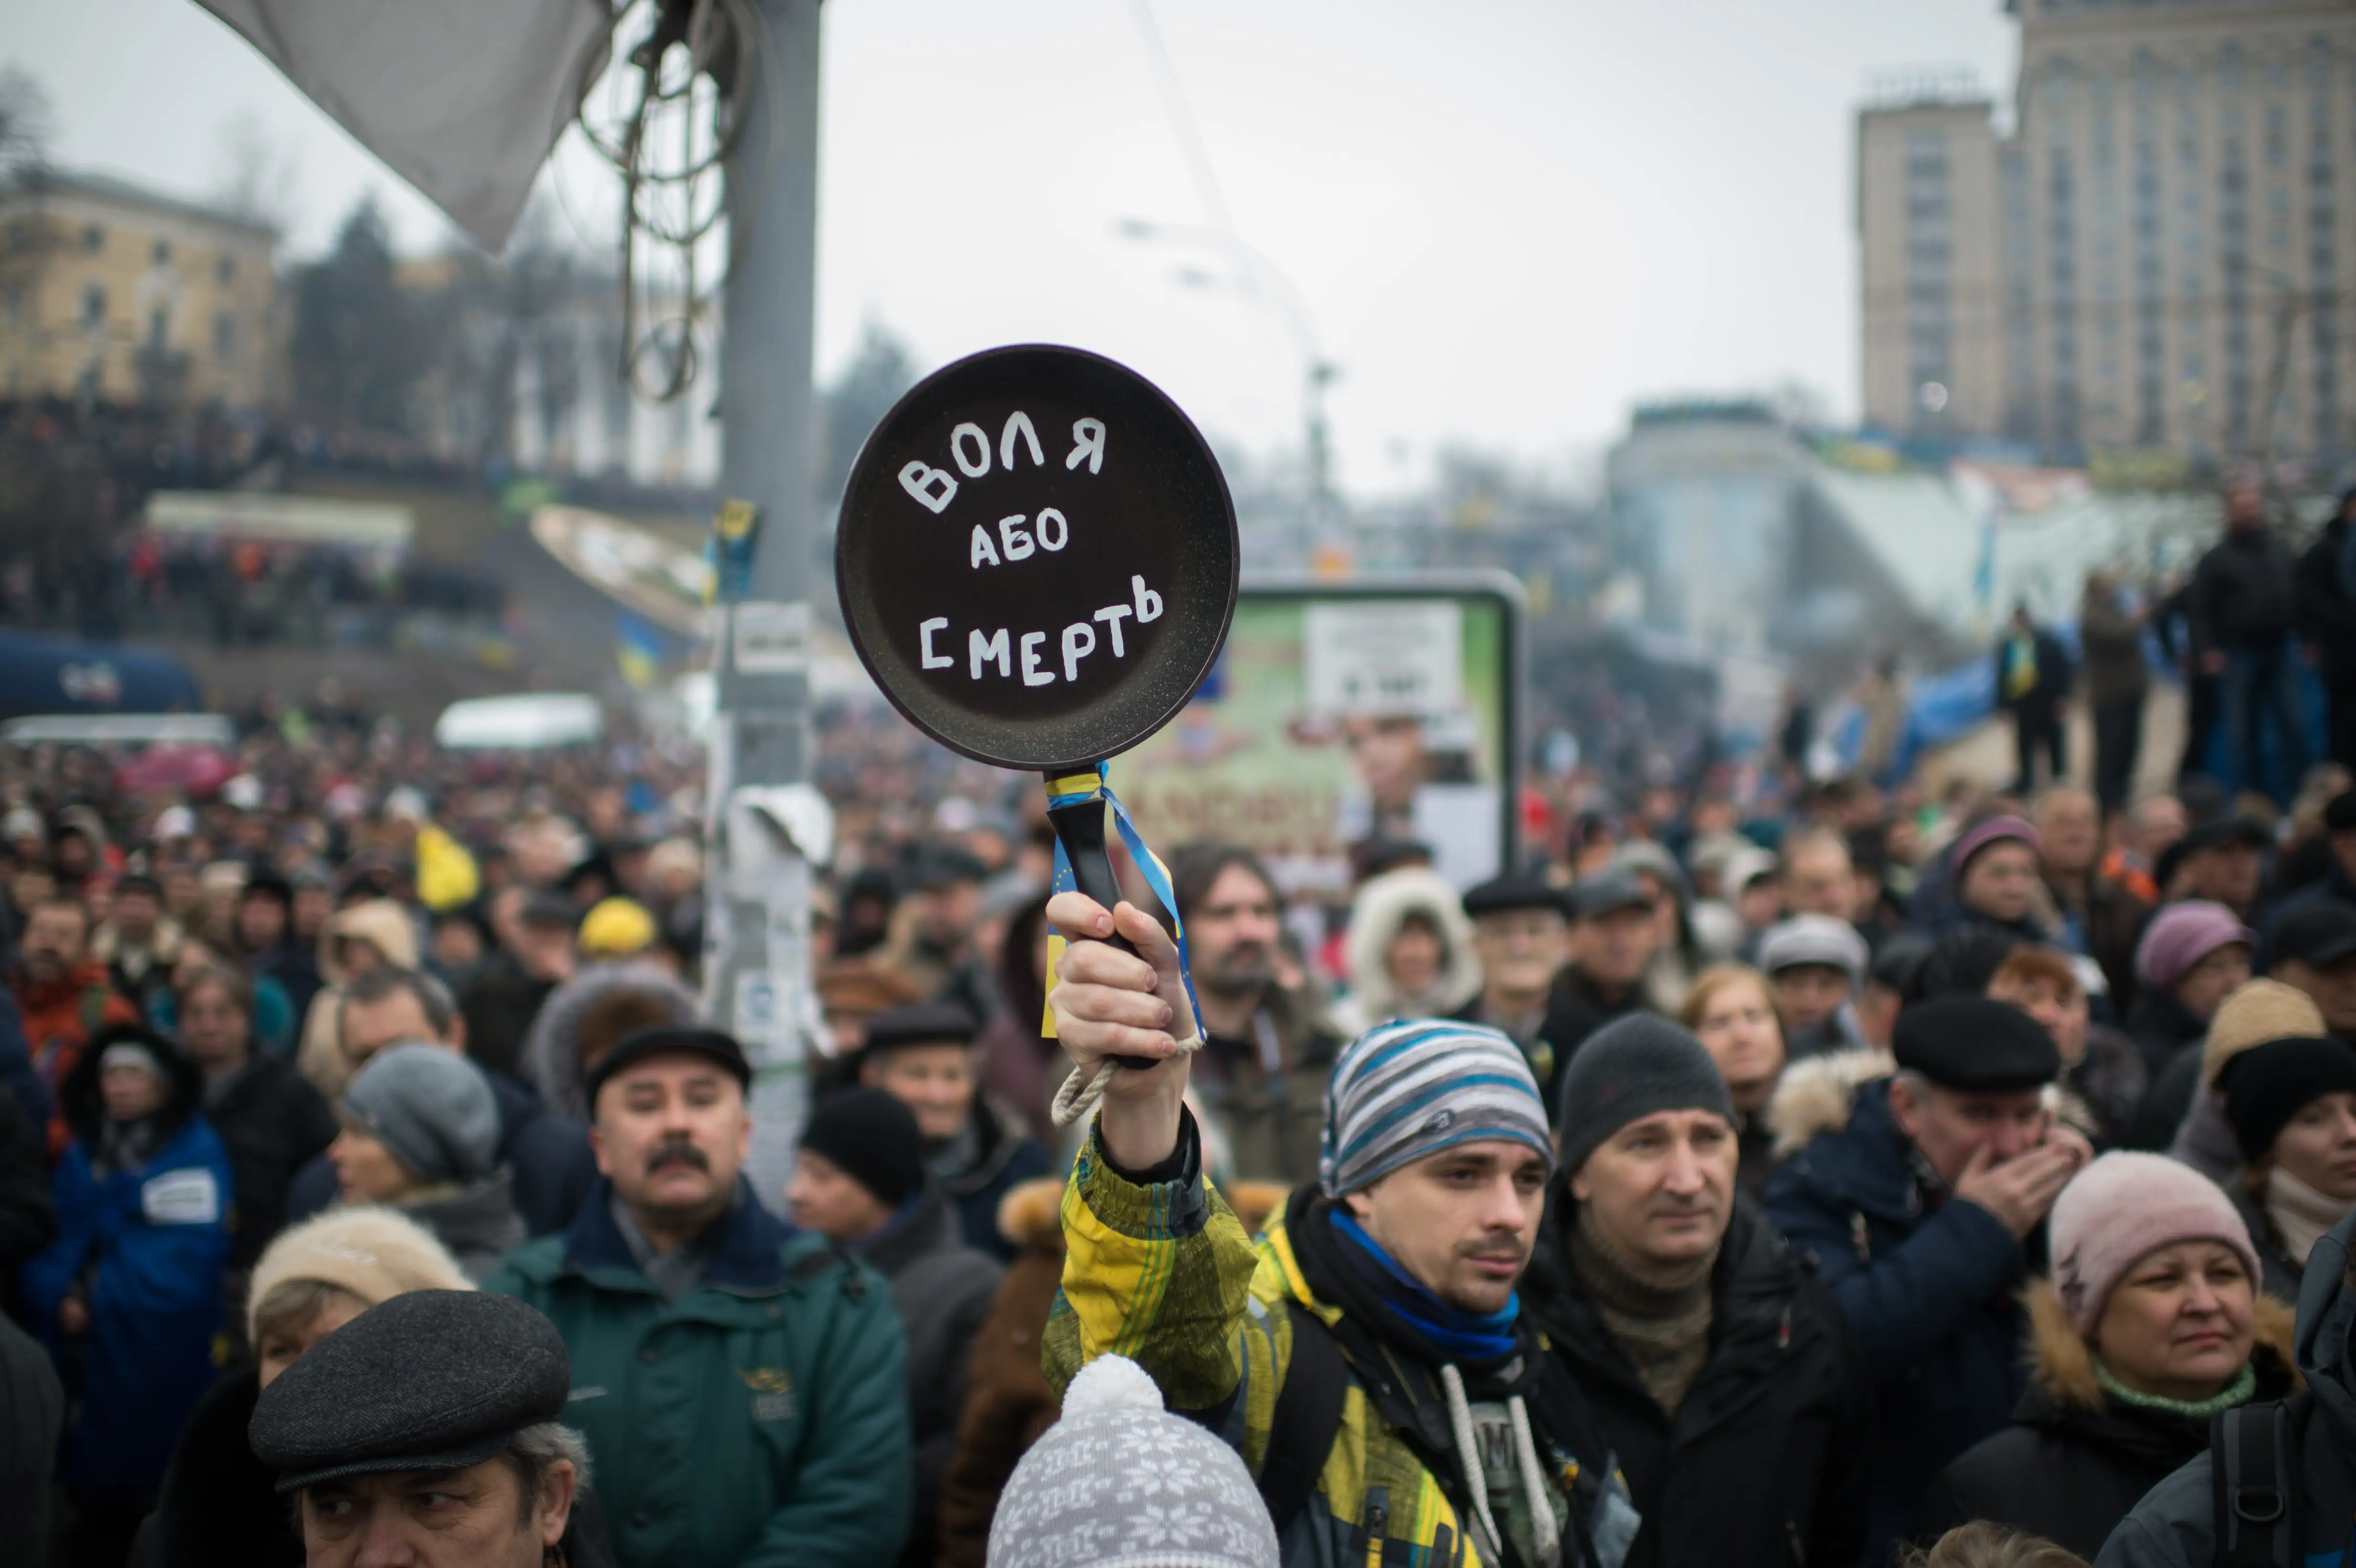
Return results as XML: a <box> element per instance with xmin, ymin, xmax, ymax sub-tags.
<box><xmin>1043</xmin><ymin>784</ymin><xmax>1158</xmax><ymax>1071</ymax></box>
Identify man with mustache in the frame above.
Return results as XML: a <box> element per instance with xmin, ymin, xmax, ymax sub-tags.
<box><xmin>487</xmin><ymin>1025</ymin><xmax>911</xmax><ymax>1568</ymax></box>
<box><xmin>1519</xmin><ymin>1015</ymin><xmax>1873</xmax><ymax>1568</ymax></box>
<box><xmin>1169</xmin><ymin>845</ymin><xmax>1338</xmax><ymax>1187</ymax></box>
<box><xmin>1766</xmin><ymin>995</ymin><xmax>2088</xmax><ymax>1567</ymax></box>
<box><xmin>1043</xmin><ymin>888</ymin><xmax>1625</xmax><ymax>1568</ymax></box>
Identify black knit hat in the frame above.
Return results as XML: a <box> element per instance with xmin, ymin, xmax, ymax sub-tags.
<box><xmin>250</xmin><ymin>1290</ymin><xmax>569</xmax><ymax>1492</ymax></box>
<box><xmin>1892</xmin><ymin>995</ymin><xmax>2061</xmax><ymax>1092</ymax></box>
<box><xmin>799</xmin><ymin>1087</ymin><xmax>927</xmax><ymax>1208</ymax></box>
<box><xmin>1554</xmin><ymin>1013</ymin><xmax>1735</xmax><ymax>1174</ymax></box>
<box><xmin>2222</xmin><ymin>1036</ymin><xmax>2356</xmax><ymax>1163</ymax></box>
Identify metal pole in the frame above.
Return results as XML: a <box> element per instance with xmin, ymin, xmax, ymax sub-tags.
<box><xmin>706</xmin><ymin>0</ymin><xmax>824</xmax><ymax>1202</ymax></box>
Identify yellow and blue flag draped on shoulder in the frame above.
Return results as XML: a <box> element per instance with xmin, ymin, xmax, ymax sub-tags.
<box><xmin>1039</xmin><ymin>761</ymin><xmax>1205</xmax><ymax>1044</ymax></box>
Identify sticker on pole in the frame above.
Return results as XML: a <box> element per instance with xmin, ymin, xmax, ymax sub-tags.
<box><xmin>834</xmin><ymin>344</ymin><xmax>1240</xmax><ymax>771</ymax></box>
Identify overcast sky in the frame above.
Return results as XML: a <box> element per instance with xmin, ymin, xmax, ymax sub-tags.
<box><xmin>4</xmin><ymin>0</ymin><xmax>2014</xmax><ymax>497</ymax></box>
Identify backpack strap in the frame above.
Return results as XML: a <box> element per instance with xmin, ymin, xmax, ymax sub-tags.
<box><xmin>2211</xmin><ymin>1398</ymin><xmax>2299</xmax><ymax>1568</ymax></box>
<box><xmin>1258</xmin><ymin>1297</ymin><xmax>1350</xmax><ymax>1537</ymax></box>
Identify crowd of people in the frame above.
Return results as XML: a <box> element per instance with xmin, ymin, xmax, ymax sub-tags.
<box><xmin>1993</xmin><ymin>480</ymin><xmax>2356</xmax><ymax>814</ymax></box>
<box><xmin>12</xmin><ymin>510</ymin><xmax>2356</xmax><ymax>1566</ymax></box>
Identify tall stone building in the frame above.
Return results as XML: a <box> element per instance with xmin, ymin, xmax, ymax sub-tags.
<box><xmin>0</xmin><ymin>170</ymin><xmax>284</xmax><ymax>413</ymax></box>
<box><xmin>1860</xmin><ymin>0</ymin><xmax>2356</xmax><ymax>465</ymax></box>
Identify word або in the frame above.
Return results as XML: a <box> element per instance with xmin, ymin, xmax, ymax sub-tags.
<box><xmin>897</xmin><ymin>408</ymin><xmax>1164</xmax><ymax>692</ymax></box>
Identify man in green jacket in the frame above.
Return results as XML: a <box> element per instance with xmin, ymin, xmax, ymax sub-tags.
<box><xmin>487</xmin><ymin>1025</ymin><xmax>910</xmax><ymax>1568</ymax></box>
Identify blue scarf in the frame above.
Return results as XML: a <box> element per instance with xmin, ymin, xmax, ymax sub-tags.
<box><xmin>1329</xmin><ymin>1209</ymin><xmax>1521</xmax><ymax>1363</ymax></box>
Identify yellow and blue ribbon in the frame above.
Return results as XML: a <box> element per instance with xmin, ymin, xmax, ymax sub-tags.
<box><xmin>1040</xmin><ymin>761</ymin><xmax>1205</xmax><ymax>1043</ymax></box>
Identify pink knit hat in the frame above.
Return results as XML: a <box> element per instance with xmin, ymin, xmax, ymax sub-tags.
<box><xmin>1948</xmin><ymin>815</ymin><xmax>2041</xmax><ymax>876</ymax></box>
<box><xmin>2133</xmin><ymin>900</ymin><xmax>2256</xmax><ymax>991</ymax></box>
<box><xmin>2049</xmin><ymin>1152</ymin><xmax>2262</xmax><ymax>1334</ymax></box>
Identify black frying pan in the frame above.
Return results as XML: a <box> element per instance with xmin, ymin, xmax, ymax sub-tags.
<box><xmin>835</xmin><ymin>344</ymin><xmax>1239</xmax><ymax>1030</ymax></box>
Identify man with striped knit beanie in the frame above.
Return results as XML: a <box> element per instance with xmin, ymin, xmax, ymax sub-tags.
<box><xmin>1039</xmin><ymin>886</ymin><xmax>1635</xmax><ymax>1568</ymax></box>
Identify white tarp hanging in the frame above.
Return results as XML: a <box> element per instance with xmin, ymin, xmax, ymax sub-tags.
<box><xmin>197</xmin><ymin>0</ymin><xmax>611</xmax><ymax>252</ymax></box>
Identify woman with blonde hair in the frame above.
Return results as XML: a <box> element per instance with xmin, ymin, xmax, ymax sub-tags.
<box><xmin>1679</xmin><ymin>963</ymin><xmax>1790</xmax><ymax>1192</ymax></box>
<box><xmin>127</xmin><ymin>1207</ymin><xmax>473</xmax><ymax>1568</ymax></box>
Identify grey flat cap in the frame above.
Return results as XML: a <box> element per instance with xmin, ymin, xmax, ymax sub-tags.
<box><xmin>1756</xmin><ymin>914</ymin><xmax>1869</xmax><ymax>982</ymax></box>
<box><xmin>250</xmin><ymin>1290</ymin><xmax>569</xmax><ymax>1492</ymax></box>
<box><xmin>1565</xmin><ymin>870</ymin><xmax>1653</xmax><ymax>922</ymax></box>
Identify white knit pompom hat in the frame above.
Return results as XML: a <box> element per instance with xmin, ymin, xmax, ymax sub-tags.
<box><xmin>986</xmin><ymin>1354</ymin><xmax>1281</xmax><ymax>1568</ymax></box>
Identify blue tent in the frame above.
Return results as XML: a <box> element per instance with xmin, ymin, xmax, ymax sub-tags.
<box><xmin>0</xmin><ymin>632</ymin><xmax>202</xmax><ymax>719</ymax></box>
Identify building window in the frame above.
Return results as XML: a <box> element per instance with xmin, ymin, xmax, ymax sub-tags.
<box><xmin>152</xmin><ymin>239</ymin><xmax>172</xmax><ymax>266</ymax></box>
<box><xmin>214</xmin><ymin>313</ymin><xmax>234</xmax><ymax>357</ymax></box>
<box><xmin>2268</xmin><ymin>106</ymin><xmax>2289</xmax><ymax>167</ymax></box>
<box><xmin>147</xmin><ymin>307</ymin><xmax>167</xmax><ymax>348</ymax></box>
<box><xmin>82</xmin><ymin>224</ymin><xmax>103</xmax><ymax>252</ymax></box>
<box><xmin>3</xmin><ymin>285</ymin><xmax>19</xmax><ymax>328</ymax></box>
<box><xmin>217</xmin><ymin>254</ymin><xmax>235</xmax><ymax>284</ymax></box>
<box><xmin>80</xmin><ymin>285</ymin><xmax>105</xmax><ymax>326</ymax></box>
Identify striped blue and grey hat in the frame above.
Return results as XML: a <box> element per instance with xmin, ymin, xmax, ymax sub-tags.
<box><xmin>1319</xmin><ymin>1019</ymin><xmax>1555</xmax><ymax>1198</ymax></box>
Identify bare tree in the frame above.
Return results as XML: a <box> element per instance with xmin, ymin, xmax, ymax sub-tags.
<box><xmin>0</xmin><ymin>65</ymin><xmax>58</xmax><ymax>352</ymax></box>
<box><xmin>211</xmin><ymin>110</ymin><xmax>297</xmax><ymax>233</ymax></box>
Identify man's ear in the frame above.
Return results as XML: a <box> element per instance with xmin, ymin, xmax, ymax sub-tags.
<box><xmin>588</xmin><ymin>1122</ymin><xmax>613</xmax><ymax>1179</ymax></box>
<box><xmin>443</xmin><ymin>1014</ymin><xmax>468</xmax><ymax>1055</ymax></box>
<box><xmin>536</xmin><ymin>1458</ymin><xmax>577</xmax><ymax>1547</ymax></box>
<box><xmin>1887</xmin><ymin>1076</ymin><xmax>1921</xmax><ymax>1140</ymax></box>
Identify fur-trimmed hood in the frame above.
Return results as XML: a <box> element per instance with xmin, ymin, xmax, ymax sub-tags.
<box><xmin>1764</xmin><ymin>1045</ymin><xmax>2095</xmax><ymax>1160</ymax></box>
<box><xmin>1767</xmin><ymin>1048</ymin><xmax>1897</xmax><ymax>1158</ymax></box>
<box><xmin>2021</xmin><ymin>1274</ymin><xmax>2303</xmax><ymax>1413</ymax></box>
<box><xmin>318</xmin><ymin>898</ymin><xmax>420</xmax><ymax>984</ymax></box>
<box><xmin>1329</xmin><ymin>866</ymin><xmax>1483</xmax><ymax>1038</ymax></box>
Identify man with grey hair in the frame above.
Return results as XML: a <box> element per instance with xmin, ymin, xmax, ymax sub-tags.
<box><xmin>249</xmin><ymin>1287</ymin><xmax>612</xmax><ymax>1566</ymax></box>
<box><xmin>1765</xmin><ymin>996</ymin><xmax>2090</xmax><ymax>1566</ymax></box>
<box><xmin>282</xmin><ymin>966</ymin><xmax>596</xmax><ymax>1236</ymax></box>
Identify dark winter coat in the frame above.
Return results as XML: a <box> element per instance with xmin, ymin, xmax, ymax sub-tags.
<box><xmin>2296</xmin><ymin>517</ymin><xmax>2356</xmax><ymax>681</ymax></box>
<box><xmin>20</xmin><ymin>1033</ymin><xmax>233</xmax><ymax>1495</ymax></box>
<box><xmin>2080</xmin><ymin>596</ymin><xmax>2151</xmax><ymax>705</ymax></box>
<box><xmin>0</xmin><ymin>1308</ymin><xmax>60</xmax><ymax>1566</ymax></box>
<box><xmin>486</xmin><ymin>1178</ymin><xmax>912</xmax><ymax>1568</ymax></box>
<box><xmin>0</xmin><ymin>1074</ymin><xmax>56</xmax><ymax>1278</ymax></box>
<box><xmin>2123</xmin><ymin>986</ymin><xmax>2210</xmax><ymax>1083</ymax></box>
<box><xmin>1912</xmin><ymin>1280</ymin><xmax>2301</xmax><ymax>1562</ymax></box>
<box><xmin>2190</xmin><ymin>528</ymin><xmax>2302</xmax><ymax>653</ymax></box>
<box><xmin>1995</xmin><ymin>626</ymin><xmax>2075</xmax><ymax>717</ymax></box>
<box><xmin>2054</xmin><ymin>873</ymin><xmax>2154</xmax><ymax>1017</ymax></box>
<box><xmin>282</xmin><ymin>1065</ymin><xmax>595</xmax><ymax>1238</ymax></box>
<box><xmin>2067</xmin><ymin>1024</ymin><xmax>2150</xmax><ymax>1149</ymax></box>
<box><xmin>854</xmin><ymin>1181</ymin><xmax>1003</xmax><ymax>1568</ymax></box>
<box><xmin>458</xmin><ymin>950</ymin><xmax>558</xmax><ymax>1080</ymax></box>
<box><xmin>2095</xmin><ymin>1209</ymin><xmax>2356</xmax><ymax>1568</ymax></box>
<box><xmin>1521</xmin><ymin>1190</ymin><xmax>1877</xmax><ymax>1568</ymax></box>
<box><xmin>124</xmin><ymin>1369</ymin><xmax>300</xmax><ymax>1568</ymax></box>
<box><xmin>204</xmin><ymin>1051</ymin><xmax>338</xmax><ymax>1269</ymax></box>
<box><xmin>934</xmin><ymin>1178</ymin><xmax>1067</xmax><ymax>1568</ymax></box>
<box><xmin>1763</xmin><ymin>1060</ymin><xmax>2035</xmax><ymax>1568</ymax></box>
<box><xmin>935</xmin><ymin>1097</ymin><xmax>1053</xmax><ymax>1263</ymax></box>
<box><xmin>0</xmin><ymin>983</ymin><xmax>47</xmax><ymax>1133</ymax></box>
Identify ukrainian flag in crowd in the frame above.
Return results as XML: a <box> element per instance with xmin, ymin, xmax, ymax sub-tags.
<box><xmin>617</xmin><ymin>611</ymin><xmax>666</xmax><ymax>691</ymax></box>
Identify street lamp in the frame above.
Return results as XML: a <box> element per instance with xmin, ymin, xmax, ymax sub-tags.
<box><xmin>1113</xmin><ymin>216</ymin><xmax>1340</xmax><ymax>534</ymax></box>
